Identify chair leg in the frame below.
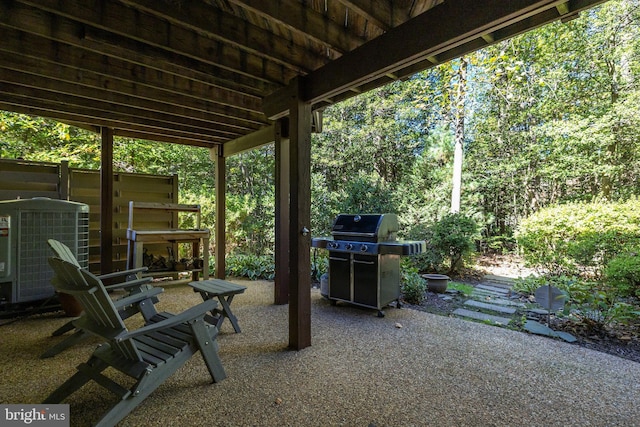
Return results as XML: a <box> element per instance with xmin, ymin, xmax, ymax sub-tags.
<box><xmin>41</xmin><ymin>329</ymin><xmax>90</xmax><ymax>359</ymax></box>
<box><xmin>92</xmin><ymin>351</ymin><xmax>193</xmax><ymax>427</ymax></box>
<box><xmin>92</xmin><ymin>392</ymin><xmax>149</xmax><ymax>427</ymax></box>
<box><xmin>51</xmin><ymin>320</ymin><xmax>77</xmax><ymax>336</ymax></box>
<box><xmin>189</xmin><ymin>319</ymin><xmax>226</xmax><ymax>383</ymax></box>
<box><xmin>43</xmin><ymin>357</ymin><xmax>107</xmax><ymax>404</ymax></box>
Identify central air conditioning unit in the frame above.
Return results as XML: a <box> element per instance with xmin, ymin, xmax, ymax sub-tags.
<box><xmin>0</xmin><ymin>198</ymin><xmax>89</xmax><ymax>306</ymax></box>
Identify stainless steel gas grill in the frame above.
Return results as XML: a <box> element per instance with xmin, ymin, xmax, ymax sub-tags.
<box><xmin>312</xmin><ymin>213</ymin><xmax>426</xmax><ymax>317</ymax></box>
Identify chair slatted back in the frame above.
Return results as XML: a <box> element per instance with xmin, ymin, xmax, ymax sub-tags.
<box><xmin>48</xmin><ymin>239</ymin><xmax>81</xmax><ymax>267</ymax></box>
<box><xmin>48</xmin><ymin>257</ymin><xmax>142</xmax><ymax>361</ymax></box>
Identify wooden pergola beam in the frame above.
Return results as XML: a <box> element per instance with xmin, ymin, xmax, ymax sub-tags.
<box><xmin>220</xmin><ymin>125</ymin><xmax>277</xmax><ymax>158</ymax></box>
<box><xmin>117</xmin><ymin>0</ymin><xmax>329</xmax><ymax>72</ymax></box>
<box><xmin>338</xmin><ymin>0</ymin><xmax>396</xmax><ymax>30</ymax></box>
<box><xmin>227</xmin><ymin>0</ymin><xmax>366</xmax><ymax>54</ymax></box>
<box><xmin>0</xmin><ymin>101</ymin><xmax>225</xmax><ymax>147</ymax></box>
<box><xmin>0</xmin><ymin>85</ymin><xmax>251</xmax><ymax>139</ymax></box>
<box><xmin>12</xmin><ymin>0</ymin><xmax>305</xmax><ymax>83</ymax></box>
<box><xmin>0</xmin><ymin>28</ymin><xmax>265</xmax><ymax>114</ymax></box>
<box><xmin>264</xmin><ymin>0</ymin><xmax>607</xmax><ymax>119</ymax></box>
<box><xmin>0</xmin><ymin>65</ymin><xmax>266</xmax><ymax>131</ymax></box>
<box><xmin>214</xmin><ymin>145</ymin><xmax>226</xmax><ymax>280</ymax></box>
<box><xmin>274</xmin><ymin>118</ymin><xmax>290</xmax><ymax>306</ymax></box>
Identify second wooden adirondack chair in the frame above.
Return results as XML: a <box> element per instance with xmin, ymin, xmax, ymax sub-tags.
<box><xmin>41</xmin><ymin>239</ymin><xmax>157</xmax><ymax>358</ymax></box>
<box><xmin>44</xmin><ymin>257</ymin><xmax>226</xmax><ymax>427</ymax></box>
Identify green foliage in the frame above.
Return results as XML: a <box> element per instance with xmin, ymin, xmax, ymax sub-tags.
<box><xmin>225</xmin><ymin>253</ymin><xmax>275</xmax><ymax>280</ymax></box>
<box><xmin>513</xmin><ymin>275</ymin><xmax>582</xmax><ymax>297</ymax></box>
<box><xmin>481</xmin><ymin>234</ymin><xmax>517</xmax><ymax>255</ymax></box>
<box><xmin>401</xmin><ymin>262</ymin><xmax>426</xmax><ymax>304</ymax></box>
<box><xmin>571</xmin><ymin>290</ymin><xmax>640</xmax><ymax>327</ymax></box>
<box><xmin>226</xmin><ymin>193</ymin><xmax>274</xmax><ymax>256</ymax></box>
<box><xmin>178</xmin><ymin>193</ymin><xmax>216</xmax><ymax>231</ymax></box>
<box><xmin>311</xmin><ymin>250</ymin><xmax>328</xmax><ymax>282</ymax></box>
<box><xmin>513</xmin><ymin>274</ymin><xmax>640</xmax><ymax>327</ymax></box>
<box><xmin>604</xmin><ymin>248</ymin><xmax>640</xmax><ymax>298</ymax></box>
<box><xmin>516</xmin><ymin>199</ymin><xmax>640</xmax><ymax>276</ymax></box>
<box><xmin>420</xmin><ymin>213</ymin><xmax>479</xmax><ymax>274</ymax></box>
<box><xmin>396</xmin><ymin>126</ymin><xmax>457</xmax><ymax>231</ymax></box>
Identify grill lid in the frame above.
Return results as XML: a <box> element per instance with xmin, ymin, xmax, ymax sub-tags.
<box><xmin>331</xmin><ymin>213</ymin><xmax>398</xmax><ymax>242</ymax></box>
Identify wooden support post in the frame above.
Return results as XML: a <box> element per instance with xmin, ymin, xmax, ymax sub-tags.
<box><xmin>214</xmin><ymin>145</ymin><xmax>226</xmax><ymax>279</ymax></box>
<box><xmin>274</xmin><ymin>118</ymin><xmax>290</xmax><ymax>305</ymax></box>
<box><xmin>100</xmin><ymin>127</ymin><xmax>114</xmax><ymax>275</ymax></box>
<box><xmin>59</xmin><ymin>160</ymin><xmax>69</xmax><ymax>200</ymax></box>
<box><xmin>288</xmin><ymin>78</ymin><xmax>312</xmax><ymax>350</ymax></box>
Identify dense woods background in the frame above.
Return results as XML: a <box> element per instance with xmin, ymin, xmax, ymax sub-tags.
<box><xmin>1</xmin><ymin>0</ymin><xmax>639</xmax><ymax>266</ymax></box>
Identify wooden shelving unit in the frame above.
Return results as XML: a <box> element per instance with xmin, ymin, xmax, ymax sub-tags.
<box><xmin>126</xmin><ymin>202</ymin><xmax>210</xmax><ymax>281</ymax></box>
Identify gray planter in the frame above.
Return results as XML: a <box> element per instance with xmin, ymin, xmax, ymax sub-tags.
<box><xmin>422</xmin><ymin>274</ymin><xmax>450</xmax><ymax>293</ymax></box>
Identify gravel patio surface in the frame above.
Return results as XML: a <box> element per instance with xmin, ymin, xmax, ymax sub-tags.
<box><xmin>1</xmin><ymin>279</ymin><xmax>638</xmax><ymax>427</ymax></box>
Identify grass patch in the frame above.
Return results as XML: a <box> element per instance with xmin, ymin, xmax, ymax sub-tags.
<box><xmin>448</xmin><ymin>281</ymin><xmax>475</xmax><ymax>296</ymax></box>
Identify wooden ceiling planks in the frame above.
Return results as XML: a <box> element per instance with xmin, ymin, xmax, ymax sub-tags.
<box><xmin>0</xmin><ymin>0</ymin><xmax>609</xmax><ymax>147</ymax></box>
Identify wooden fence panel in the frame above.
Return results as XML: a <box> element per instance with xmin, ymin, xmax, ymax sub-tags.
<box><xmin>0</xmin><ymin>159</ymin><xmax>67</xmax><ymax>199</ymax></box>
<box><xmin>0</xmin><ymin>159</ymin><xmax>178</xmax><ymax>273</ymax></box>
<box><xmin>70</xmin><ymin>169</ymin><xmax>178</xmax><ymax>272</ymax></box>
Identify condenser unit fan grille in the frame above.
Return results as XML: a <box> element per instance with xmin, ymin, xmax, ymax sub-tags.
<box><xmin>17</xmin><ymin>210</ymin><xmax>89</xmax><ymax>302</ymax></box>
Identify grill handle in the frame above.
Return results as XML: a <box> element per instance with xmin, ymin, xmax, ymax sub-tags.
<box><xmin>353</xmin><ymin>259</ymin><xmax>375</xmax><ymax>265</ymax></box>
<box><xmin>332</xmin><ymin>232</ymin><xmax>376</xmax><ymax>238</ymax></box>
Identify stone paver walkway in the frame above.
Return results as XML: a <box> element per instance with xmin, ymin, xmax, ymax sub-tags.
<box><xmin>453</xmin><ymin>274</ymin><xmax>524</xmax><ymax>325</ymax></box>
<box><xmin>451</xmin><ymin>274</ymin><xmax>578</xmax><ymax>343</ymax></box>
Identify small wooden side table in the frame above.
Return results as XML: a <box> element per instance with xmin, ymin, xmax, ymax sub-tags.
<box><xmin>189</xmin><ymin>279</ymin><xmax>247</xmax><ymax>333</ymax></box>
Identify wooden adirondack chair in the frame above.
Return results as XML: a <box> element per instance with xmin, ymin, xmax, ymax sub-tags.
<box><xmin>41</xmin><ymin>239</ymin><xmax>157</xmax><ymax>359</ymax></box>
<box><xmin>44</xmin><ymin>257</ymin><xmax>226</xmax><ymax>427</ymax></box>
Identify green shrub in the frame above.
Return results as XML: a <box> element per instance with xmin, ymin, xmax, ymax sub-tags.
<box><xmin>513</xmin><ymin>274</ymin><xmax>640</xmax><ymax>327</ymax></box>
<box><xmin>404</xmin><ymin>213</ymin><xmax>479</xmax><ymax>275</ymax></box>
<box><xmin>572</xmin><ymin>290</ymin><xmax>640</xmax><ymax>326</ymax></box>
<box><xmin>225</xmin><ymin>253</ymin><xmax>275</xmax><ymax>280</ymax></box>
<box><xmin>516</xmin><ymin>198</ymin><xmax>640</xmax><ymax>276</ymax></box>
<box><xmin>515</xmin><ymin>199</ymin><xmax>640</xmax><ymax>327</ymax></box>
<box><xmin>311</xmin><ymin>249</ymin><xmax>328</xmax><ymax>281</ymax></box>
<box><xmin>513</xmin><ymin>274</ymin><xmax>585</xmax><ymax>300</ymax></box>
<box><xmin>425</xmin><ymin>213</ymin><xmax>479</xmax><ymax>274</ymax></box>
<box><xmin>401</xmin><ymin>263</ymin><xmax>426</xmax><ymax>304</ymax></box>
<box><xmin>604</xmin><ymin>248</ymin><xmax>640</xmax><ymax>298</ymax></box>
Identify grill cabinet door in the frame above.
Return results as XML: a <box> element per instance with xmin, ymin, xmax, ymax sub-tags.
<box><xmin>353</xmin><ymin>254</ymin><xmax>378</xmax><ymax>308</ymax></box>
<box><xmin>328</xmin><ymin>252</ymin><xmax>350</xmax><ymax>301</ymax></box>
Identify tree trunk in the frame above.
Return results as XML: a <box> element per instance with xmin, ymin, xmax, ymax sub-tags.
<box><xmin>451</xmin><ymin>57</ymin><xmax>468</xmax><ymax>213</ymax></box>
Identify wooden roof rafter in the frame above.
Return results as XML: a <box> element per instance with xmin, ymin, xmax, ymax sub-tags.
<box><xmin>0</xmin><ymin>0</ymin><xmax>609</xmax><ymax>148</ymax></box>
<box><xmin>264</xmin><ymin>0</ymin><xmax>610</xmax><ymax>119</ymax></box>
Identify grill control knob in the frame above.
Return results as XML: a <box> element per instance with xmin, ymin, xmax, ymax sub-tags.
<box><xmin>345</xmin><ymin>243</ymin><xmax>354</xmax><ymax>251</ymax></box>
<box><xmin>360</xmin><ymin>244</ymin><xmax>368</xmax><ymax>252</ymax></box>
<box><xmin>328</xmin><ymin>241</ymin><xmax>339</xmax><ymax>249</ymax></box>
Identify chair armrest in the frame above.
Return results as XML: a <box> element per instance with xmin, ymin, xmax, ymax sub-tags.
<box><xmin>112</xmin><ymin>287</ymin><xmax>164</xmax><ymax>309</ymax></box>
<box><xmin>115</xmin><ymin>299</ymin><xmax>218</xmax><ymax>341</ymax></box>
<box><xmin>97</xmin><ymin>266</ymin><xmax>148</xmax><ymax>281</ymax></box>
<box><xmin>104</xmin><ymin>277</ymin><xmax>153</xmax><ymax>292</ymax></box>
